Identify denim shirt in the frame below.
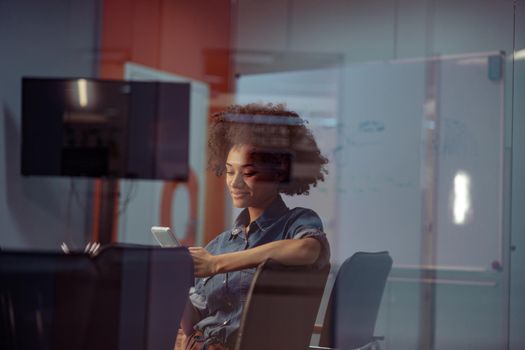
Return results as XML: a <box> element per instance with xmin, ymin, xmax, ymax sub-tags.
<box><xmin>189</xmin><ymin>196</ymin><xmax>330</xmax><ymax>348</ymax></box>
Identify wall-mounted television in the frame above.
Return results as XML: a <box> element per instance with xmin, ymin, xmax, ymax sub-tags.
<box><xmin>21</xmin><ymin>77</ymin><xmax>190</xmax><ymax>180</ymax></box>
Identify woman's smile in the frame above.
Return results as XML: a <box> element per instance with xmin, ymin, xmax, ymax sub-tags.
<box><xmin>231</xmin><ymin>191</ymin><xmax>249</xmax><ymax>199</ymax></box>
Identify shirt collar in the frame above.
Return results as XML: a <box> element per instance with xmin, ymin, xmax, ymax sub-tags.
<box><xmin>231</xmin><ymin>195</ymin><xmax>289</xmax><ymax>237</ymax></box>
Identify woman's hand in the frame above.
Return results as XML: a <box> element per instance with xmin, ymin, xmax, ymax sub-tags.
<box><xmin>188</xmin><ymin>247</ymin><xmax>218</xmax><ymax>277</ymax></box>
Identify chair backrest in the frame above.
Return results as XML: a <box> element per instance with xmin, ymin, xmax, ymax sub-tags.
<box><xmin>319</xmin><ymin>251</ymin><xmax>393</xmax><ymax>349</ymax></box>
<box><xmin>0</xmin><ymin>245</ymin><xmax>194</xmax><ymax>350</ymax></box>
<box><xmin>235</xmin><ymin>260</ymin><xmax>330</xmax><ymax>350</ymax></box>
<box><xmin>0</xmin><ymin>251</ymin><xmax>97</xmax><ymax>350</ymax></box>
<box><xmin>87</xmin><ymin>245</ymin><xmax>194</xmax><ymax>350</ymax></box>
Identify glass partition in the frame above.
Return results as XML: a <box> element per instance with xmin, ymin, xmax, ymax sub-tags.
<box><xmin>229</xmin><ymin>1</ymin><xmax>517</xmax><ymax>350</ymax></box>
<box><xmin>1</xmin><ymin>1</ymin><xmax>523</xmax><ymax>350</ymax></box>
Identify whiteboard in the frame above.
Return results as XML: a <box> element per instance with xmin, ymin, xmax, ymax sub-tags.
<box><xmin>215</xmin><ymin>52</ymin><xmax>505</xmax><ymax>271</ymax></box>
<box><xmin>337</xmin><ymin>53</ymin><xmax>505</xmax><ymax>271</ymax></box>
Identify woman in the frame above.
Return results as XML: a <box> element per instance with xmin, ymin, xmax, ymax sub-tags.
<box><xmin>180</xmin><ymin>103</ymin><xmax>330</xmax><ymax>350</ymax></box>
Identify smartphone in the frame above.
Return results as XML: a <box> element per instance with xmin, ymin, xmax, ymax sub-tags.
<box><xmin>151</xmin><ymin>226</ymin><xmax>181</xmax><ymax>247</ymax></box>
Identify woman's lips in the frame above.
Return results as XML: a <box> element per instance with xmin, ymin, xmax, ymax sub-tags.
<box><xmin>231</xmin><ymin>192</ymin><xmax>248</xmax><ymax>199</ymax></box>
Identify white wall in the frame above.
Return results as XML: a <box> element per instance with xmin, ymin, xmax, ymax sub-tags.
<box><xmin>0</xmin><ymin>0</ymin><xmax>99</xmax><ymax>250</ymax></box>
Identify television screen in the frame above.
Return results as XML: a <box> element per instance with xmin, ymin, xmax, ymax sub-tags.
<box><xmin>21</xmin><ymin>77</ymin><xmax>190</xmax><ymax>180</ymax></box>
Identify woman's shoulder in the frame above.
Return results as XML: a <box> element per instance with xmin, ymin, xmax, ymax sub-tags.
<box><xmin>287</xmin><ymin>207</ymin><xmax>323</xmax><ymax>230</ymax></box>
<box><xmin>289</xmin><ymin>206</ymin><xmax>321</xmax><ymax>218</ymax></box>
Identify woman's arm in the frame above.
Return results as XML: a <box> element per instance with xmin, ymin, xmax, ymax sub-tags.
<box><xmin>189</xmin><ymin>237</ymin><xmax>321</xmax><ymax>277</ymax></box>
<box><xmin>180</xmin><ymin>298</ymin><xmax>200</xmax><ymax>335</ymax></box>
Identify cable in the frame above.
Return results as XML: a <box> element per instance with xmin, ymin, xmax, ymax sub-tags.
<box><xmin>117</xmin><ymin>181</ymin><xmax>138</xmax><ymax>216</ymax></box>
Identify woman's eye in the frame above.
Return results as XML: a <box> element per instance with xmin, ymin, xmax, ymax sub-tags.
<box><xmin>243</xmin><ymin>172</ymin><xmax>257</xmax><ymax>177</ymax></box>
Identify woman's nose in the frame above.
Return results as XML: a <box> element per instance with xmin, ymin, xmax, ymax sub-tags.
<box><xmin>230</xmin><ymin>173</ymin><xmax>244</xmax><ymax>188</ymax></box>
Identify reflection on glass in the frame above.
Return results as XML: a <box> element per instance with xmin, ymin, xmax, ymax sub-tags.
<box><xmin>452</xmin><ymin>170</ymin><xmax>472</xmax><ymax>225</ymax></box>
<box><xmin>514</xmin><ymin>49</ymin><xmax>525</xmax><ymax>60</ymax></box>
<box><xmin>77</xmin><ymin>79</ymin><xmax>88</xmax><ymax>108</ymax></box>
<box><xmin>22</xmin><ymin>78</ymin><xmax>190</xmax><ymax>179</ymax></box>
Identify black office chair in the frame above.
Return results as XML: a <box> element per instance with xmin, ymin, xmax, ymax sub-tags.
<box><xmin>0</xmin><ymin>245</ymin><xmax>194</xmax><ymax>350</ymax></box>
<box><xmin>315</xmin><ymin>251</ymin><xmax>393</xmax><ymax>350</ymax></box>
<box><xmin>0</xmin><ymin>251</ymin><xmax>97</xmax><ymax>350</ymax></box>
<box><xmin>235</xmin><ymin>260</ymin><xmax>330</xmax><ymax>350</ymax></box>
<box><xmin>86</xmin><ymin>245</ymin><xmax>194</xmax><ymax>350</ymax></box>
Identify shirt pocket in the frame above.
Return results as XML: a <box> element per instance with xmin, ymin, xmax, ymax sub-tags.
<box><xmin>240</xmin><ymin>268</ymin><xmax>256</xmax><ymax>303</ymax></box>
<box><xmin>204</xmin><ymin>274</ymin><xmax>223</xmax><ymax>310</ymax></box>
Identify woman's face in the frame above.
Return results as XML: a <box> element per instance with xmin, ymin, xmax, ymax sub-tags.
<box><xmin>225</xmin><ymin>144</ymin><xmax>280</xmax><ymax>209</ymax></box>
